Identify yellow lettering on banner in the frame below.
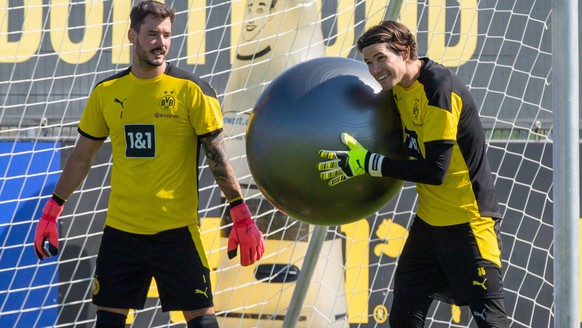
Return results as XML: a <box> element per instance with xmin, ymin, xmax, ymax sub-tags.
<box><xmin>0</xmin><ymin>0</ymin><xmax>479</xmax><ymax>67</ymax></box>
<box><xmin>341</xmin><ymin>220</ymin><xmax>370</xmax><ymax>323</ymax></box>
<box><xmin>452</xmin><ymin>304</ymin><xmax>461</xmax><ymax>323</ymax></box>
<box><xmin>126</xmin><ymin>309</ymin><xmax>135</xmax><ymax>323</ymax></box>
<box><xmin>426</xmin><ymin>0</ymin><xmax>477</xmax><ymax>66</ymax></box>
<box><xmin>399</xmin><ymin>1</ymin><xmax>418</xmax><ymax>36</ymax></box>
<box><xmin>111</xmin><ymin>0</ymin><xmax>132</xmax><ymax>65</ymax></box>
<box><xmin>373</xmin><ymin>219</ymin><xmax>408</xmax><ymax>258</ymax></box>
<box><xmin>323</xmin><ymin>0</ymin><xmax>355</xmax><ymax>57</ymax></box>
<box><xmin>0</xmin><ymin>0</ymin><xmax>42</xmax><ymax>63</ymax></box>
<box><xmin>364</xmin><ymin>0</ymin><xmax>418</xmax><ymax>31</ymax></box>
<box><xmin>186</xmin><ymin>2</ymin><xmax>206</xmax><ymax>65</ymax></box>
<box><xmin>362</xmin><ymin>1</ymin><xmax>477</xmax><ymax>67</ymax></box>
<box><xmin>229</xmin><ymin>0</ymin><xmax>246</xmax><ymax>62</ymax></box>
<box><xmin>364</xmin><ymin>0</ymin><xmax>387</xmax><ymax>29</ymax></box>
<box><xmin>342</xmin><ymin>218</ymin><xmax>409</xmax><ymax>324</ymax></box>
<box><xmin>50</xmin><ymin>0</ymin><xmax>104</xmax><ymax>64</ymax></box>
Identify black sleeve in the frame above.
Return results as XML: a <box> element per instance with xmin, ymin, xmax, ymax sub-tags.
<box><xmin>380</xmin><ymin>141</ymin><xmax>453</xmax><ymax>185</ymax></box>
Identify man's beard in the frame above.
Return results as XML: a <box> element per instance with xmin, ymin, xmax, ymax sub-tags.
<box><xmin>135</xmin><ymin>41</ymin><xmax>165</xmax><ymax>67</ymax></box>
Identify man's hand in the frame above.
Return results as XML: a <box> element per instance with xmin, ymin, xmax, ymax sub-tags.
<box><xmin>227</xmin><ymin>201</ymin><xmax>265</xmax><ymax>266</ymax></box>
<box><xmin>318</xmin><ymin>133</ymin><xmax>368</xmax><ymax>186</ymax></box>
<box><xmin>318</xmin><ymin>133</ymin><xmax>385</xmax><ymax>186</ymax></box>
<box><xmin>34</xmin><ymin>198</ymin><xmax>63</xmax><ymax>260</ymax></box>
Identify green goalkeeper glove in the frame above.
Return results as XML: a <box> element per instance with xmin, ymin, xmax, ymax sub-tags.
<box><xmin>317</xmin><ymin>133</ymin><xmax>384</xmax><ymax>186</ymax></box>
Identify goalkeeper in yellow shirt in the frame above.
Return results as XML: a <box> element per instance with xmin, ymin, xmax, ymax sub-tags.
<box><xmin>318</xmin><ymin>20</ymin><xmax>509</xmax><ymax>327</ymax></box>
<box><xmin>32</xmin><ymin>1</ymin><xmax>265</xmax><ymax>327</ymax></box>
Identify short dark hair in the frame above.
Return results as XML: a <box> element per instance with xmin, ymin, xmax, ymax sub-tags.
<box><xmin>130</xmin><ymin>0</ymin><xmax>175</xmax><ymax>32</ymax></box>
<box><xmin>356</xmin><ymin>20</ymin><xmax>418</xmax><ymax>60</ymax></box>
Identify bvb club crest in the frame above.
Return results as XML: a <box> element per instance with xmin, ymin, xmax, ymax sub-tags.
<box><xmin>160</xmin><ymin>90</ymin><xmax>176</xmax><ymax>111</ymax></box>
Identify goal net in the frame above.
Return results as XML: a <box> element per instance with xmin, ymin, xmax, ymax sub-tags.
<box><xmin>0</xmin><ymin>0</ymin><xmax>567</xmax><ymax>327</ymax></box>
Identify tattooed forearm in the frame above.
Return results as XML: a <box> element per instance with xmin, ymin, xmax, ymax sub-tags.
<box><xmin>201</xmin><ymin>131</ymin><xmax>242</xmax><ymax>201</ymax></box>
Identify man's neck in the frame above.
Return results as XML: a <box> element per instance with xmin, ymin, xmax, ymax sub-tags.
<box><xmin>131</xmin><ymin>61</ymin><xmax>167</xmax><ymax>79</ymax></box>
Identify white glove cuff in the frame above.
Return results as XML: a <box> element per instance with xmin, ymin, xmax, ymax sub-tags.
<box><xmin>368</xmin><ymin>153</ymin><xmax>384</xmax><ymax>177</ymax></box>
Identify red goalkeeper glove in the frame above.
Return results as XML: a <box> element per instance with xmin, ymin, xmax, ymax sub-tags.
<box><xmin>227</xmin><ymin>200</ymin><xmax>265</xmax><ymax>266</ymax></box>
<box><xmin>34</xmin><ymin>197</ymin><xmax>63</xmax><ymax>260</ymax></box>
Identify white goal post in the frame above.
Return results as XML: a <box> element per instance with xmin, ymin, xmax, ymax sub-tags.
<box><xmin>0</xmin><ymin>0</ymin><xmax>579</xmax><ymax>327</ymax></box>
<box><xmin>551</xmin><ymin>1</ymin><xmax>579</xmax><ymax>327</ymax></box>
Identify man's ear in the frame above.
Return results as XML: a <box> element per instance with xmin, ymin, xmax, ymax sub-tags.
<box><xmin>402</xmin><ymin>47</ymin><xmax>410</xmax><ymax>61</ymax></box>
<box><xmin>128</xmin><ymin>29</ymin><xmax>136</xmax><ymax>44</ymax></box>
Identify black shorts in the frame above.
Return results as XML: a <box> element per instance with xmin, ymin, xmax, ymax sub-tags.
<box><xmin>393</xmin><ymin>215</ymin><xmax>505</xmax><ymax>305</ymax></box>
<box><xmin>92</xmin><ymin>225</ymin><xmax>213</xmax><ymax>312</ymax></box>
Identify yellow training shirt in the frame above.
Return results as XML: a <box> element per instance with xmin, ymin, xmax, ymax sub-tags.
<box><xmin>392</xmin><ymin>58</ymin><xmax>501</xmax><ymax>226</ymax></box>
<box><xmin>78</xmin><ymin>63</ymin><xmax>223</xmax><ymax>234</ymax></box>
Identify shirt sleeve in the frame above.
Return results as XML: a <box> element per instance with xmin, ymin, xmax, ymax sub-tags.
<box><xmin>189</xmin><ymin>83</ymin><xmax>224</xmax><ymax>135</ymax></box>
<box><xmin>381</xmin><ymin>141</ymin><xmax>453</xmax><ymax>185</ymax></box>
<box><xmin>78</xmin><ymin>86</ymin><xmax>109</xmax><ymax>139</ymax></box>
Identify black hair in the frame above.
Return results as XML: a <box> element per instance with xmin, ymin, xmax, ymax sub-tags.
<box><xmin>130</xmin><ymin>0</ymin><xmax>175</xmax><ymax>32</ymax></box>
<box><xmin>356</xmin><ymin>20</ymin><xmax>418</xmax><ymax>59</ymax></box>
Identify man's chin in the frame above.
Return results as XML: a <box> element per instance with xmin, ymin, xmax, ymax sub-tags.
<box><xmin>380</xmin><ymin>80</ymin><xmax>396</xmax><ymax>91</ymax></box>
<box><xmin>147</xmin><ymin>58</ymin><xmax>165</xmax><ymax>67</ymax></box>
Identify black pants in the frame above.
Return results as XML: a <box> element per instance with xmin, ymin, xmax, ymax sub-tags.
<box><xmin>389</xmin><ymin>216</ymin><xmax>509</xmax><ymax>327</ymax></box>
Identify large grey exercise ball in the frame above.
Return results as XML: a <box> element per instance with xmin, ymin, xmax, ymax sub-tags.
<box><xmin>246</xmin><ymin>56</ymin><xmax>406</xmax><ymax>225</ymax></box>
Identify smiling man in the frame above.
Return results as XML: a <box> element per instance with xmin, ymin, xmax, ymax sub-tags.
<box><xmin>32</xmin><ymin>1</ymin><xmax>264</xmax><ymax>327</ymax></box>
<box><xmin>317</xmin><ymin>20</ymin><xmax>509</xmax><ymax>328</ymax></box>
